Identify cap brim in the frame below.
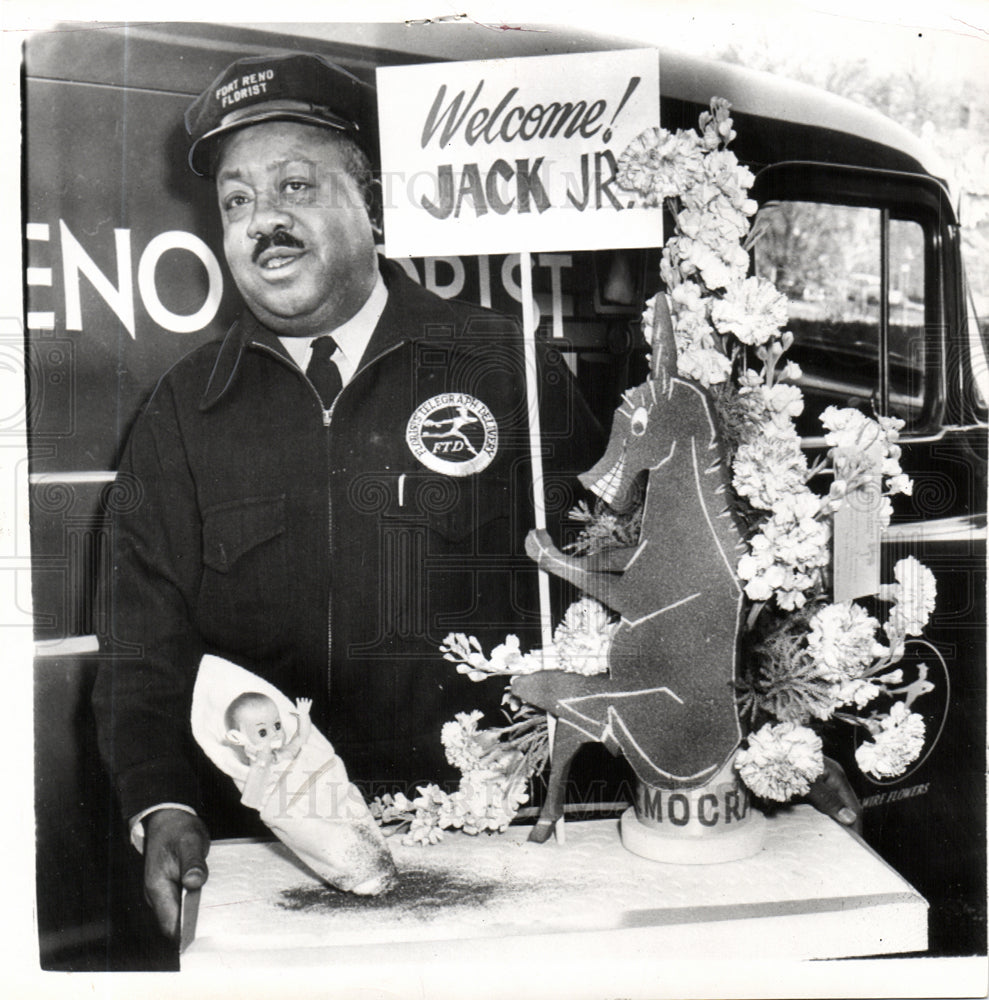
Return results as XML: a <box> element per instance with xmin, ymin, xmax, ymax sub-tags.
<box><xmin>189</xmin><ymin>109</ymin><xmax>356</xmax><ymax>177</ymax></box>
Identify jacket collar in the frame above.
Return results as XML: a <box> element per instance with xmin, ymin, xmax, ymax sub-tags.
<box><xmin>199</xmin><ymin>257</ymin><xmax>438</xmax><ymax>411</ymax></box>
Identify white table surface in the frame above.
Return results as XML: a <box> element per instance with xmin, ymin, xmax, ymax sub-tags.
<box><xmin>182</xmin><ymin>805</ymin><xmax>927</xmax><ymax>985</ymax></box>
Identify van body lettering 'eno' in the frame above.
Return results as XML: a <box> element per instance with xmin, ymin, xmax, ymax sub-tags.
<box><xmin>512</xmin><ymin>293</ymin><xmax>746</xmax><ymax>843</ymax></box>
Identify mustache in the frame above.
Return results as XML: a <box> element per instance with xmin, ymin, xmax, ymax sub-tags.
<box><xmin>252</xmin><ymin>228</ymin><xmax>305</xmax><ymax>264</ymax></box>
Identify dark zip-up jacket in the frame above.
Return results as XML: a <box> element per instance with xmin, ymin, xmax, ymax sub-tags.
<box><xmin>93</xmin><ymin>259</ymin><xmax>602</xmax><ymax>826</ymax></box>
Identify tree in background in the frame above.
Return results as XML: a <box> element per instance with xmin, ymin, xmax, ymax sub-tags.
<box><xmin>717</xmin><ymin>37</ymin><xmax>989</xmax><ymax>319</ymax></box>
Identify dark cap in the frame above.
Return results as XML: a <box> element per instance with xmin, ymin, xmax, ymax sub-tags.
<box><xmin>185</xmin><ymin>52</ymin><xmax>376</xmax><ymax>176</ymax></box>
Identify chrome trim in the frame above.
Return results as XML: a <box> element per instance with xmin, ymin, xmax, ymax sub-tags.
<box><xmin>883</xmin><ymin>514</ymin><xmax>987</xmax><ymax>543</ymax></box>
<box><xmin>29</xmin><ymin>471</ymin><xmax>117</xmax><ymax>484</ymax></box>
<box><xmin>35</xmin><ymin>635</ymin><xmax>100</xmax><ymax>656</ymax></box>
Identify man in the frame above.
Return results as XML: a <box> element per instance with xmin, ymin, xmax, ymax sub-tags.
<box><xmin>92</xmin><ymin>52</ymin><xmax>599</xmax><ymax>942</ymax></box>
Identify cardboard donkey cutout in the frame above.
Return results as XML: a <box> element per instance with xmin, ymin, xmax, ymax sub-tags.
<box><xmin>513</xmin><ymin>295</ymin><xmax>745</xmax><ymax>843</ymax></box>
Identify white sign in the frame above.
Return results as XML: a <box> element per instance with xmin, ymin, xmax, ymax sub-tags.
<box><xmin>832</xmin><ymin>442</ymin><xmax>883</xmax><ymax>602</ymax></box>
<box><xmin>377</xmin><ymin>49</ymin><xmax>661</xmax><ymax>258</ymax></box>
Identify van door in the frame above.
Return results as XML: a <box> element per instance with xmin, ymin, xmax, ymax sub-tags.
<box><xmin>752</xmin><ymin>160</ymin><xmax>987</xmax><ymax>955</ymax></box>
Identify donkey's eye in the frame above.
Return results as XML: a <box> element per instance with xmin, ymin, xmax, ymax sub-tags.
<box><xmin>630</xmin><ymin>407</ymin><xmax>648</xmax><ymax>436</ymax></box>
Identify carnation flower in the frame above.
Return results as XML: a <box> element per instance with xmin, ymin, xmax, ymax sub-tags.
<box><xmin>615</xmin><ymin>127</ymin><xmax>673</xmax><ymax>205</ymax></box>
<box><xmin>732</xmin><ymin>433</ymin><xmax>808</xmax><ymax>510</ymax></box>
<box><xmin>616</xmin><ymin>127</ymin><xmax>706</xmax><ymax>204</ymax></box>
<box><xmin>711</xmin><ymin>276</ymin><xmax>789</xmax><ymax>345</ymax></box>
<box><xmin>440</xmin><ymin>710</ymin><xmax>486</xmax><ymax>771</ymax></box>
<box><xmin>855</xmin><ymin>702</ymin><xmax>926</xmax><ymax>778</ymax></box>
<box><xmin>735</xmin><ymin>721</ymin><xmax>824</xmax><ymax>801</ymax></box>
<box><xmin>881</xmin><ymin>556</ymin><xmax>937</xmax><ymax>640</ymax></box>
<box><xmin>806</xmin><ymin>602</ymin><xmax>885</xmax><ymax>681</ymax></box>
<box><xmin>551</xmin><ymin>597</ymin><xmax>615</xmax><ymax>676</ymax></box>
<box><xmin>678</xmin><ymin>345</ymin><xmax>733</xmax><ymax>386</ymax></box>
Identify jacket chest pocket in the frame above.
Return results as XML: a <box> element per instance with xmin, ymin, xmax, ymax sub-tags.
<box><xmin>199</xmin><ymin>496</ymin><xmax>289</xmax><ymax>649</ymax></box>
<box><xmin>202</xmin><ymin>495</ymin><xmax>287</xmax><ymax>573</ymax></box>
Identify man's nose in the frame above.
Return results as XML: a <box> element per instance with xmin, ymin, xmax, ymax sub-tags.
<box><xmin>248</xmin><ymin>193</ymin><xmax>293</xmax><ymax>240</ymax></box>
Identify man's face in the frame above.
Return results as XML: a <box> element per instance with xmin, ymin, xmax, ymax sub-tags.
<box><xmin>235</xmin><ymin>699</ymin><xmax>285</xmax><ymax>753</ymax></box>
<box><xmin>216</xmin><ymin>122</ymin><xmax>378</xmax><ymax>336</ymax></box>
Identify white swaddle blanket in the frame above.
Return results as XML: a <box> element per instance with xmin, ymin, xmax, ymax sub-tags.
<box><xmin>191</xmin><ymin>655</ymin><xmax>397</xmax><ymax>895</ymax></box>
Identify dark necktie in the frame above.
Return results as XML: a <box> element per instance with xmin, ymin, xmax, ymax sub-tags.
<box><xmin>305</xmin><ymin>336</ymin><xmax>342</xmax><ymax>408</ymax></box>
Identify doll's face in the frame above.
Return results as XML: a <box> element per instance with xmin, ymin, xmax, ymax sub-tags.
<box><xmin>233</xmin><ymin>698</ymin><xmax>285</xmax><ymax>752</ymax></box>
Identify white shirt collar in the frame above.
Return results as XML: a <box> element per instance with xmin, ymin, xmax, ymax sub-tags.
<box><xmin>278</xmin><ymin>269</ymin><xmax>388</xmax><ymax>386</ymax></box>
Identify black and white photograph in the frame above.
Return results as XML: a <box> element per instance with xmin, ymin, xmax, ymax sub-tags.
<box><xmin>5</xmin><ymin>2</ymin><xmax>988</xmax><ymax>996</ymax></box>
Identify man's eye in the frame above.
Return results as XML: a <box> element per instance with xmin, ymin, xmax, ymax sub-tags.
<box><xmin>223</xmin><ymin>194</ymin><xmax>249</xmax><ymax>210</ymax></box>
<box><xmin>283</xmin><ymin>180</ymin><xmax>309</xmax><ymax>194</ymax></box>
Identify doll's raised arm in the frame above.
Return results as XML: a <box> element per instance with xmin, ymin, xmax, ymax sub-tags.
<box><xmin>283</xmin><ymin>697</ymin><xmax>313</xmax><ymax>757</ymax></box>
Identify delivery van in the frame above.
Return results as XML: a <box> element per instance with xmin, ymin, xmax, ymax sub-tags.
<box><xmin>23</xmin><ymin>21</ymin><xmax>986</xmax><ymax>966</ymax></box>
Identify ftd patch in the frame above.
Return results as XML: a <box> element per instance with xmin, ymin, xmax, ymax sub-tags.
<box><xmin>406</xmin><ymin>393</ymin><xmax>498</xmax><ymax>477</ymax></box>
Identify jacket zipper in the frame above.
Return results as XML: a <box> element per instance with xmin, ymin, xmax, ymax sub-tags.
<box><xmin>251</xmin><ymin>338</ymin><xmax>407</xmax><ymax>701</ymax></box>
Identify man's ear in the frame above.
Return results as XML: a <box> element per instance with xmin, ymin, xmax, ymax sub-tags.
<box><xmin>225</xmin><ymin>729</ymin><xmax>245</xmax><ymax>747</ymax></box>
<box><xmin>366</xmin><ymin>177</ymin><xmax>383</xmax><ymax>239</ymax></box>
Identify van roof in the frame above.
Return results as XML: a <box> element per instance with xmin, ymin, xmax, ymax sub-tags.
<box><xmin>657</xmin><ymin>49</ymin><xmax>944</xmax><ymax>180</ymax></box>
<box><xmin>24</xmin><ymin>20</ymin><xmax>946</xmax><ymax>184</ymax></box>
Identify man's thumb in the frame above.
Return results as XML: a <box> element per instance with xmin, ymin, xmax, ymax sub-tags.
<box><xmin>176</xmin><ymin>838</ymin><xmax>208</xmax><ymax>889</ymax></box>
<box><xmin>808</xmin><ymin>761</ymin><xmax>860</xmax><ymax>828</ymax></box>
<box><xmin>808</xmin><ymin>780</ymin><xmax>845</xmax><ymax>818</ymax></box>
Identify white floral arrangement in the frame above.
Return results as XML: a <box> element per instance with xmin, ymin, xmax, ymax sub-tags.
<box><xmin>370</xmin><ymin>701</ymin><xmax>546</xmax><ymax>846</ymax></box>
<box><xmin>376</xmin><ymin>99</ymin><xmax>940</xmax><ymax>842</ymax></box>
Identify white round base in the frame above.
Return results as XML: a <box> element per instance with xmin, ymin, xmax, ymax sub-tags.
<box><xmin>619</xmin><ymin>806</ymin><xmax>766</xmax><ymax>865</ymax></box>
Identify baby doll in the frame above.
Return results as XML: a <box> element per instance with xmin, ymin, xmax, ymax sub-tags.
<box><xmin>199</xmin><ymin>665</ymin><xmax>396</xmax><ymax>896</ymax></box>
<box><xmin>224</xmin><ymin>693</ymin><xmax>312</xmax><ymax>809</ymax></box>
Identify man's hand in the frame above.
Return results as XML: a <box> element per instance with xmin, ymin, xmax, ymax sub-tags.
<box><xmin>144</xmin><ymin>808</ymin><xmax>210</xmax><ymax>940</ymax></box>
<box><xmin>806</xmin><ymin>757</ymin><xmax>862</xmax><ymax>833</ymax></box>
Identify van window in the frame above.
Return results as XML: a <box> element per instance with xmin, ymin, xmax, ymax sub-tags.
<box><xmin>753</xmin><ymin>200</ymin><xmax>926</xmax><ymax>437</ymax></box>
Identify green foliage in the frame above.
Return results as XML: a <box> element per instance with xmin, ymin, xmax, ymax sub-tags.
<box><xmin>566</xmin><ymin>491</ymin><xmax>644</xmax><ymax>556</ymax></box>
<box><xmin>737</xmin><ymin>602</ymin><xmax>834</xmax><ymax>727</ymax></box>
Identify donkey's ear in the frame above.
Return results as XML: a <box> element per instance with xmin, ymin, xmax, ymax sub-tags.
<box><xmin>649</xmin><ymin>291</ymin><xmax>677</xmax><ymax>391</ymax></box>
